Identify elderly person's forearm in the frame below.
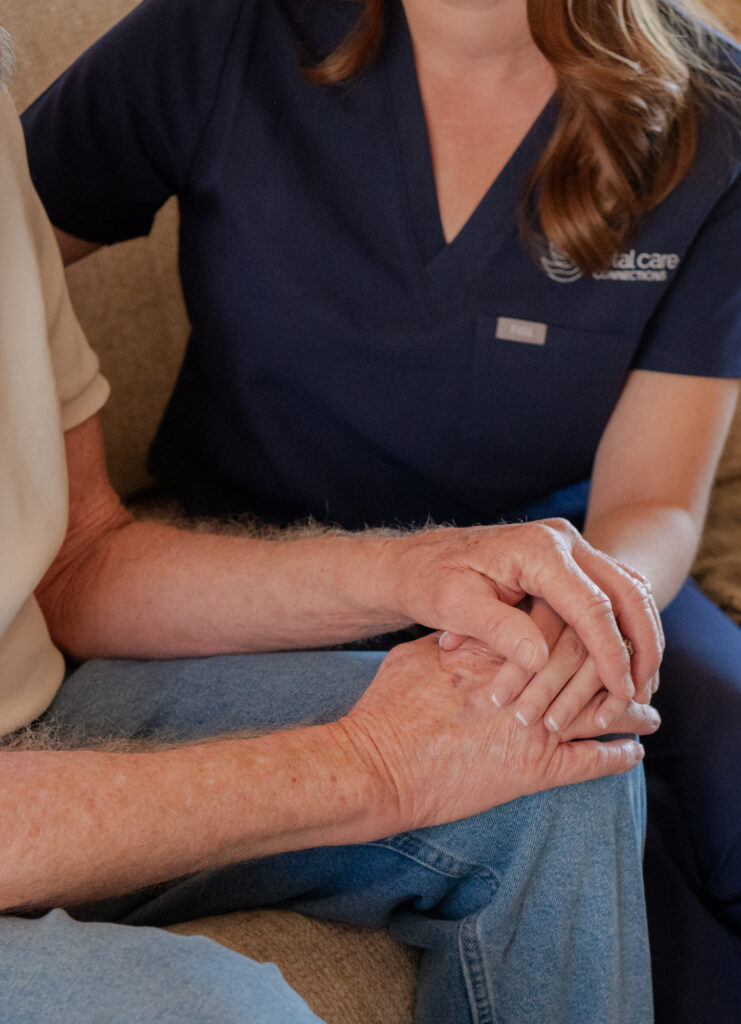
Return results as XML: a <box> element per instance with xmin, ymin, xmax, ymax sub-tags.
<box><xmin>38</xmin><ymin>417</ymin><xmax>661</xmax><ymax>705</ymax></box>
<box><xmin>0</xmin><ymin>634</ymin><xmax>657</xmax><ymax>913</ymax></box>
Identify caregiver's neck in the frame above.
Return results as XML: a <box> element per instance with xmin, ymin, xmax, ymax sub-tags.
<box><xmin>400</xmin><ymin>0</ymin><xmax>548</xmax><ymax>82</ymax></box>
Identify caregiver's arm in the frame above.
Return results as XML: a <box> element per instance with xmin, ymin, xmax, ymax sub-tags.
<box><xmin>583</xmin><ymin>369</ymin><xmax>739</xmax><ymax>608</ymax></box>
<box><xmin>483</xmin><ymin>369</ymin><xmax>737</xmax><ymax>731</ymax></box>
<box><xmin>36</xmin><ymin>414</ymin><xmax>659</xmax><ymax>699</ymax></box>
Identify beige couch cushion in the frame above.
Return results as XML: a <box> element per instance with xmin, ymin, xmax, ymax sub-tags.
<box><xmin>168</xmin><ymin>910</ymin><xmax>420</xmax><ymax>1024</ymax></box>
<box><xmin>6</xmin><ymin>0</ymin><xmax>189</xmax><ymax>499</ymax></box>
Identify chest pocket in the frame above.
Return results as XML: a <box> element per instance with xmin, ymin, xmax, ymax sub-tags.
<box><xmin>451</xmin><ymin>314</ymin><xmax>638</xmax><ymax>509</ymax></box>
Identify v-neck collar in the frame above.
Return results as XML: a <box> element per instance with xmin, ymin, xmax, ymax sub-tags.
<box><xmin>382</xmin><ymin>0</ymin><xmax>558</xmax><ymax>290</ymax></box>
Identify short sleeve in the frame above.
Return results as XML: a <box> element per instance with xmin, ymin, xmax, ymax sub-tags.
<box><xmin>633</xmin><ymin>172</ymin><xmax>741</xmax><ymax>379</ymax></box>
<box><xmin>0</xmin><ymin>88</ymin><xmax>110</xmax><ymax>430</ymax></box>
<box><xmin>21</xmin><ymin>0</ymin><xmax>246</xmax><ymax>244</ymax></box>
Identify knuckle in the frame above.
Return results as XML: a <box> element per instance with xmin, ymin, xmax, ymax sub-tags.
<box><xmin>542</xmin><ymin>516</ymin><xmax>576</xmax><ymax>539</ymax></box>
<box><xmin>649</xmin><ymin>650</ymin><xmax>664</xmax><ymax>676</ymax></box>
<box><xmin>613</xmin><ymin>559</ymin><xmax>652</xmax><ymax>591</ymax></box>
<box><xmin>581</xmin><ymin>587</ymin><xmax>614</xmax><ymax>620</ymax></box>
<box><xmin>526</xmin><ymin>520</ymin><xmax>560</xmax><ymax>550</ymax></box>
<box><xmin>597</xmin><ymin>743</ymin><xmax>612</xmax><ymax>771</ymax></box>
<box><xmin>485</xmin><ymin>611</ymin><xmax>519</xmax><ymax>651</ymax></box>
<box><xmin>632</xmin><ymin>570</ymin><xmax>653</xmax><ymax>595</ymax></box>
<box><xmin>627</xmin><ymin>585</ymin><xmax>653</xmax><ymax>613</ymax></box>
<box><xmin>632</xmin><ymin>704</ymin><xmax>657</xmax><ymax>732</ymax></box>
<box><xmin>657</xmin><ymin>626</ymin><xmax>667</xmax><ymax>654</ymax></box>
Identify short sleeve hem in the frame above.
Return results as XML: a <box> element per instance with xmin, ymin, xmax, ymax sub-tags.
<box><xmin>60</xmin><ymin>370</ymin><xmax>110</xmax><ymax>433</ymax></box>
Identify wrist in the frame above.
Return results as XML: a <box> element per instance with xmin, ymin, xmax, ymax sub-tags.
<box><xmin>328</xmin><ymin>532</ymin><xmax>417</xmax><ymax>630</ymax></box>
<box><xmin>322</xmin><ymin>715</ymin><xmax>403</xmax><ymax>841</ymax></box>
<box><xmin>220</xmin><ymin>719</ymin><xmax>399</xmax><ymax>860</ymax></box>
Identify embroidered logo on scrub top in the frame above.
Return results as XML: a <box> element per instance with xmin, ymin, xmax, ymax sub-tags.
<box><xmin>540</xmin><ymin>245</ymin><xmax>584</xmax><ymax>283</ymax></box>
<box><xmin>541</xmin><ymin>243</ymin><xmax>681</xmax><ymax>284</ymax></box>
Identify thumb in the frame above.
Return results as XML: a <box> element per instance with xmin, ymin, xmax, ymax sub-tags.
<box><xmin>430</xmin><ymin>577</ymin><xmax>550</xmax><ymax>670</ymax></box>
<box><xmin>438</xmin><ymin>631</ymin><xmax>466</xmax><ymax>651</ymax></box>
<box><xmin>549</xmin><ymin>738</ymin><xmax>645</xmax><ymax>788</ymax></box>
<box><xmin>471</xmin><ymin>601</ymin><xmax>550</xmax><ymax>672</ymax></box>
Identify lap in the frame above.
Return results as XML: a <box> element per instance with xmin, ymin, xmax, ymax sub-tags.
<box><xmin>42</xmin><ymin>648</ymin><xmax>649</xmax><ymax>1023</ymax></box>
<box><xmin>48</xmin><ymin>648</ymin><xmax>646</xmax><ymax>866</ymax></box>
<box><xmin>47</xmin><ymin>648</ymin><xmax>645</xmax><ymax>928</ymax></box>
<box><xmin>47</xmin><ymin>649</ymin><xmax>385</xmax><ymax>741</ymax></box>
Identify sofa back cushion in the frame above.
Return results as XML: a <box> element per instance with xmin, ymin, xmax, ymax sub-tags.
<box><xmin>5</xmin><ymin>0</ymin><xmax>188</xmax><ymax>498</ymax></box>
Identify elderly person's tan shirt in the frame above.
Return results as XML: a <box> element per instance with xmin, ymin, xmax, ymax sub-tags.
<box><xmin>0</xmin><ymin>86</ymin><xmax>108</xmax><ymax>735</ymax></box>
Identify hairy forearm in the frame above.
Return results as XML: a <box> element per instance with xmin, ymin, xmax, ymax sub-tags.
<box><xmin>36</xmin><ymin>416</ymin><xmax>412</xmax><ymax>660</ymax></box>
<box><xmin>0</xmin><ymin>721</ymin><xmax>385</xmax><ymax>912</ymax></box>
<box><xmin>38</xmin><ymin>518</ymin><xmax>409</xmax><ymax>660</ymax></box>
<box><xmin>583</xmin><ymin>501</ymin><xmax>701</xmax><ymax>610</ymax></box>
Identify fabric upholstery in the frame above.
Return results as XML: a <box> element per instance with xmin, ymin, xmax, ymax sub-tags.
<box><xmin>168</xmin><ymin>911</ymin><xmax>420</xmax><ymax>1024</ymax></box>
<box><xmin>6</xmin><ymin>0</ymin><xmax>187</xmax><ymax>500</ymax></box>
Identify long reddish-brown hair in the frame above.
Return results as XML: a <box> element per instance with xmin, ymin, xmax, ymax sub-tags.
<box><xmin>303</xmin><ymin>1</ymin><xmax>739</xmax><ymax>274</ymax></box>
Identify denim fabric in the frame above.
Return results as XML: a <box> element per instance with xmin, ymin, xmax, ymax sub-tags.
<box><xmin>0</xmin><ymin>908</ymin><xmax>323</xmax><ymax>1023</ymax></box>
<box><xmin>0</xmin><ymin>650</ymin><xmax>652</xmax><ymax>1023</ymax></box>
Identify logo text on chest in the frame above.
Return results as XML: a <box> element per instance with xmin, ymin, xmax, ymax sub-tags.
<box><xmin>541</xmin><ymin>244</ymin><xmax>681</xmax><ymax>284</ymax></box>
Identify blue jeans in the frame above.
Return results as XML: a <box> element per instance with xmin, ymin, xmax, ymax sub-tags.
<box><xmin>642</xmin><ymin>580</ymin><xmax>741</xmax><ymax>1024</ymax></box>
<box><xmin>0</xmin><ymin>651</ymin><xmax>651</xmax><ymax>1023</ymax></box>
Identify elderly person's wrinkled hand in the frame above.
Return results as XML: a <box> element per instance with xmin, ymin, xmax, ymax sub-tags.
<box><xmin>335</xmin><ymin>633</ymin><xmax>659</xmax><ymax>836</ymax></box>
<box><xmin>382</xmin><ymin>518</ymin><xmax>663</xmax><ymax>712</ymax></box>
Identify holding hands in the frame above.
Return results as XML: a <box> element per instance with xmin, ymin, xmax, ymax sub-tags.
<box><xmin>383</xmin><ymin>517</ymin><xmax>664</xmax><ymax>722</ymax></box>
<box><xmin>493</xmin><ymin>599</ymin><xmax>660</xmax><ymax>733</ymax></box>
<box><xmin>338</xmin><ymin>633</ymin><xmax>660</xmax><ymax>835</ymax></box>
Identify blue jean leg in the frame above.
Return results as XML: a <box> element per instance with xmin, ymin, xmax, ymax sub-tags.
<box><xmin>43</xmin><ymin>650</ymin><xmax>651</xmax><ymax>1024</ymax></box>
<box><xmin>0</xmin><ymin>908</ymin><xmax>324</xmax><ymax>1023</ymax></box>
<box><xmin>643</xmin><ymin>579</ymin><xmax>741</xmax><ymax>1024</ymax></box>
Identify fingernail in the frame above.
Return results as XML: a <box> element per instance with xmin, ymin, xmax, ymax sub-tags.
<box><xmin>516</xmin><ymin>701</ymin><xmax>540</xmax><ymax>728</ymax></box>
<box><xmin>491</xmin><ymin>688</ymin><xmax>510</xmax><ymax>708</ymax></box>
<box><xmin>438</xmin><ymin>631</ymin><xmax>449</xmax><ymax>647</ymax></box>
<box><xmin>516</xmin><ymin>639</ymin><xmax>537</xmax><ymax>670</ymax></box>
<box><xmin>649</xmin><ymin>709</ymin><xmax>661</xmax><ymax>729</ymax></box>
<box><xmin>546</xmin><ymin>714</ymin><xmax>563</xmax><ymax>732</ymax></box>
<box><xmin>652</xmin><ymin>673</ymin><xmax>660</xmax><ymax>694</ymax></box>
<box><xmin>623</xmin><ymin>674</ymin><xmax>635</xmax><ymax>699</ymax></box>
<box><xmin>632</xmin><ymin>743</ymin><xmax>646</xmax><ymax>762</ymax></box>
<box><xmin>597</xmin><ymin>710</ymin><xmax>615</xmax><ymax>731</ymax></box>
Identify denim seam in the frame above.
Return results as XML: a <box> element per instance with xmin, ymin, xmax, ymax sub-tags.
<box><xmin>459</xmin><ymin>910</ymin><xmax>497</xmax><ymax>1024</ymax></box>
<box><xmin>368</xmin><ymin>835</ymin><xmax>502</xmax><ymax>887</ymax></box>
<box><xmin>370</xmin><ymin>835</ymin><xmax>500</xmax><ymax>1024</ymax></box>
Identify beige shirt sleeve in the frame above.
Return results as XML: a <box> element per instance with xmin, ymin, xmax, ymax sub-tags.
<box><xmin>0</xmin><ymin>86</ymin><xmax>110</xmax><ymax>428</ymax></box>
<box><xmin>0</xmin><ymin>87</ymin><xmax>108</xmax><ymax>734</ymax></box>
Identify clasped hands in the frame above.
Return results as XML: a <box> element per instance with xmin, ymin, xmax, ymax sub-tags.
<box><xmin>337</xmin><ymin>518</ymin><xmax>663</xmax><ymax>831</ymax></box>
<box><xmin>388</xmin><ymin>516</ymin><xmax>664</xmax><ymax>732</ymax></box>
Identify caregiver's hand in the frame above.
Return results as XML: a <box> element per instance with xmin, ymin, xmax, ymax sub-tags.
<box><xmin>338</xmin><ymin>634</ymin><xmax>659</xmax><ymax>835</ymax></box>
<box><xmin>384</xmin><ymin>518</ymin><xmax>663</xmax><ymax>707</ymax></box>
<box><xmin>503</xmin><ymin>600</ymin><xmax>661</xmax><ymax>732</ymax></box>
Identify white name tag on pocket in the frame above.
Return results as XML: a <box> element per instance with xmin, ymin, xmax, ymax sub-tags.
<box><xmin>495</xmin><ymin>317</ymin><xmax>548</xmax><ymax>346</ymax></box>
